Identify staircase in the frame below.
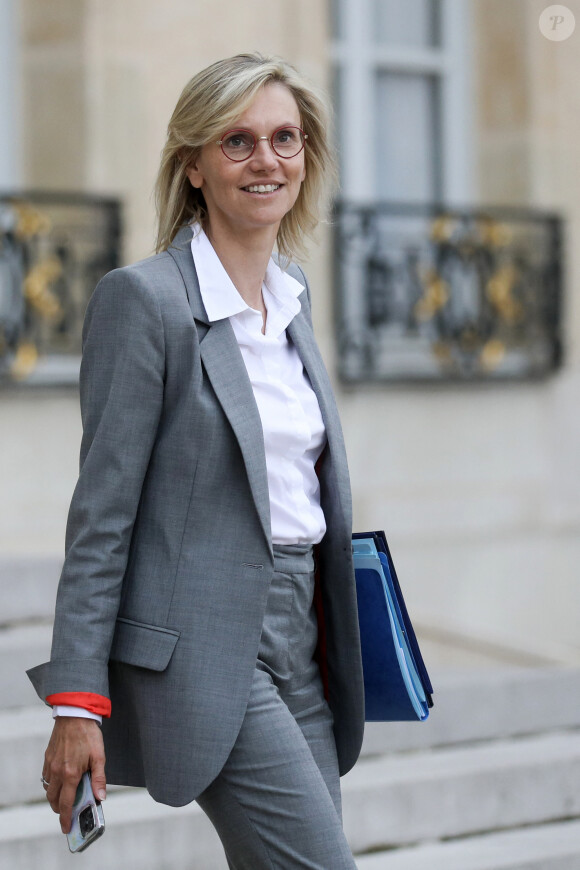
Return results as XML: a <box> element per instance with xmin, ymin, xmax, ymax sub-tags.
<box><xmin>2</xmin><ymin>555</ymin><xmax>580</xmax><ymax>869</ymax></box>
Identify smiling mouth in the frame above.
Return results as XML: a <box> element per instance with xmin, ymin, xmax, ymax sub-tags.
<box><xmin>242</xmin><ymin>184</ymin><xmax>281</xmax><ymax>193</ymax></box>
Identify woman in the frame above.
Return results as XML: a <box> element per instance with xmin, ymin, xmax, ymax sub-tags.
<box><xmin>28</xmin><ymin>52</ymin><xmax>364</xmax><ymax>869</ymax></box>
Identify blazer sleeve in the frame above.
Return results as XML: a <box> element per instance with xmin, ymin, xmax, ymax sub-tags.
<box><xmin>27</xmin><ymin>266</ymin><xmax>165</xmax><ymax>704</ymax></box>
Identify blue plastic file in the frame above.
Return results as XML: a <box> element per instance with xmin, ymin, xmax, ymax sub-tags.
<box><xmin>353</xmin><ymin>532</ymin><xmax>433</xmax><ymax>722</ymax></box>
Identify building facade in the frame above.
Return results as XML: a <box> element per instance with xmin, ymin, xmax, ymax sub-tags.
<box><xmin>2</xmin><ymin>0</ymin><xmax>580</xmax><ymax>663</ymax></box>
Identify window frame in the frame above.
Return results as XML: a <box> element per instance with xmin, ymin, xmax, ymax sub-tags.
<box><xmin>330</xmin><ymin>0</ymin><xmax>475</xmax><ymax>206</ymax></box>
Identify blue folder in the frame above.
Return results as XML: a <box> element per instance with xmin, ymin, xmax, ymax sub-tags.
<box><xmin>353</xmin><ymin>531</ymin><xmax>434</xmax><ymax>721</ymax></box>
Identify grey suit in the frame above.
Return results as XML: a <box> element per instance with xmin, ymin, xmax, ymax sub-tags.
<box><xmin>27</xmin><ymin>224</ymin><xmax>364</xmax><ymax>810</ymax></box>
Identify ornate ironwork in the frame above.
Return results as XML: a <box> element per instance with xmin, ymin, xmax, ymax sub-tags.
<box><xmin>0</xmin><ymin>191</ymin><xmax>121</xmax><ymax>385</ymax></box>
<box><xmin>334</xmin><ymin>202</ymin><xmax>563</xmax><ymax>382</ymax></box>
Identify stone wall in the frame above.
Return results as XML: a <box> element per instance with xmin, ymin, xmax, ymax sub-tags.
<box><xmin>19</xmin><ymin>0</ymin><xmax>331</xmax><ymax>262</ymax></box>
<box><xmin>8</xmin><ymin>0</ymin><xmax>580</xmax><ymax>659</ymax></box>
<box><xmin>340</xmin><ymin>0</ymin><xmax>580</xmax><ymax>658</ymax></box>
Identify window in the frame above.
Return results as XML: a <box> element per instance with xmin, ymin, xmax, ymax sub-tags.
<box><xmin>331</xmin><ymin>2</ymin><xmax>562</xmax><ymax>383</ymax></box>
<box><xmin>0</xmin><ymin>0</ymin><xmax>19</xmax><ymax>187</ymax></box>
<box><xmin>331</xmin><ymin>0</ymin><xmax>474</xmax><ymax>205</ymax></box>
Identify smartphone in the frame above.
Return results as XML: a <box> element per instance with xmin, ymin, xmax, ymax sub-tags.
<box><xmin>66</xmin><ymin>771</ymin><xmax>105</xmax><ymax>853</ymax></box>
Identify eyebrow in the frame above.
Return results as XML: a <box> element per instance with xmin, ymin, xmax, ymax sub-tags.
<box><xmin>224</xmin><ymin>122</ymin><xmax>301</xmax><ymax>132</ymax></box>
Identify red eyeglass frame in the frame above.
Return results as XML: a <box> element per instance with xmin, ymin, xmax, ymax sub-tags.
<box><xmin>216</xmin><ymin>126</ymin><xmax>308</xmax><ymax>161</ymax></box>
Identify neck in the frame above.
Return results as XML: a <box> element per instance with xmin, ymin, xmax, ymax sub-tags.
<box><xmin>205</xmin><ymin>221</ymin><xmax>277</xmax><ymax>312</ymax></box>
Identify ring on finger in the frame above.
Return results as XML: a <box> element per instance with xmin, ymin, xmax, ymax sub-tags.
<box><xmin>41</xmin><ymin>776</ymin><xmax>50</xmax><ymax>788</ymax></box>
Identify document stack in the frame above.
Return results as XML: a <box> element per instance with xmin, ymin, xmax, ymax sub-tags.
<box><xmin>352</xmin><ymin>531</ymin><xmax>434</xmax><ymax>722</ymax></box>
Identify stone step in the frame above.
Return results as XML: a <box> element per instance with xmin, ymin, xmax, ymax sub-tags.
<box><xmin>0</xmin><ymin>623</ymin><xmax>52</xmax><ymax>707</ymax></box>
<box><xmin>362</xmin><ymin>665</ymin><xmax>580</xmax><ymax>755</ymax></box>
<box><xmin>0</xmin><ymin>789</ymin><xmax>228</xmax><ymax>870</ymax></box>
<box><xmin>342</xmin><ymin>729</ymin><xmax>580</xmax><ymax>853</ymax></box>
<box><xmin>4</xmin><ymin>803</ymin><xmax>580</xmax><ymax>870</ymax></box>
<box><xmin>6</xmin><ymin>617</ymin><xmax>580</xmax><ymax>736</ymax></box>
<box><xmin>0</xmin><ymin>677</ymin><xmax>569</xmax><ymax>806</ymax></box>
<box><xmin>355</xmin><ymin>819</ymin><xmax>580</xmax><ymax>870</ymax></box>
<box><xmin>3</xmin><ymin>729</ymin><xmax>580</xmax><ymax>864</ymax></box>
<box><xmin>4</xmin><ymin>657</ymin><xmax>580</xmax><ymax>805</ymax></box>
<box><xmin>0</xmin><ymin>707</ymin><xmax>52</xmax><ymax>807</ymax></box>
<box><xmin>0</xmin><ymin>557</ymin><xmax>61</xmax><ymax>624</ymax></box>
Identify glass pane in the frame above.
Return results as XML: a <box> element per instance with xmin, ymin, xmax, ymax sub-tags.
<box><xmin>374</xmin><ymin>72</ymin><xmax>440</xmax><ymax>202</ymax></box>
<box><xmin>332</xmin><ymin>64</ymin><xmax>345</xmax><ymax>178</ymax></box>
<box><xmin>330</xmin><ymin>0</ymin><xmax>346</xmax><ymax>40</ymax></box>
<box><xmin>373</xmin><ymin>0</ymin><xmax>440</xmax><ymax>47</ymax></box>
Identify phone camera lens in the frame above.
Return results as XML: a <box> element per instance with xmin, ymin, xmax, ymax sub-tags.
<box><xmin>79</xmin><ymin>806</ymin><xmax>96</xmax><ymax>837</ymax></box>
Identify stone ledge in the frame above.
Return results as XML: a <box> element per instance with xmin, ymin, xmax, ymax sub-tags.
<box><xmin>342</xmin><ymin>730</ymin><xmax>580</xmax><ymax>851</ymax></box>
<box><xmin>362</xmin><ymin>666</ymin><xmax>580</xmax><ymax>755</ymax></box>
<box><xmin>0</xmin><ymin>558</ymin><xmax>61</xmax><ymax>623</ymax></box>
<box><xmin>0</xmin><ymin>623</ymin><xmax>52</xmax><ymax>707</ymax></box>
<box><xmin>0</xmin><ymin>791</ymin><xmax>227</xmax><ymax>870</ymax></box>
<box><xmin>3</xmin><ymin>729</ymin><xmax>580</xmax><ymax>859</ymax></box>
<box><xmin>355</xmin><ymin>819</ymin><xmax>580</xmax><ymax>869</ymax></box>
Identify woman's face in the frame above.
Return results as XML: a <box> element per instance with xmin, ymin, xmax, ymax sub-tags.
<box><xmin>186</xmin><ymin>83</ymin><xmax>306</xmax><ymax>242</ymax></box>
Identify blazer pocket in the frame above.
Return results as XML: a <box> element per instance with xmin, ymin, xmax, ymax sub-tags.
<box><xmin>109</xmin><ymin>616</ymin><xmax>180</xmax><ymax>671</ymax></box>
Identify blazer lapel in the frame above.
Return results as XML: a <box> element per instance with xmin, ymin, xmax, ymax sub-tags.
<box><xmin>167</xmin><ymin>227</ymin><xmax>272</xmax><ymax>550</ymax></box>
<box><xmin>167</xmin><ymin>225</ymin><xmax>210</xmax><ymax>324</ymax></box>
<box><xmin>286</xmin><ymin>296</ymin><xmax>347</xmax><ymax>470</ymax></box>
<box><xmin>199</xmin><ymin>321</ymin><xmax>272</xmax><ymax>548</ymax></box>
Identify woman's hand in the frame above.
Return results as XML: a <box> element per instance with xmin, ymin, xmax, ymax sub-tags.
<box><xmin>42</xmin><ymin>717</ymin><xmax>106</xmax><ymax>834</ymax></box>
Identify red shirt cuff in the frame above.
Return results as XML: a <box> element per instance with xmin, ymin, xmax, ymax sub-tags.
<box><xmin>46</xmin><ymin>692</ymin><xmax>112</xmax><ymax>718</ymax></box>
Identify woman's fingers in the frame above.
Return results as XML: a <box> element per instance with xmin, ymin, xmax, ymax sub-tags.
<box><xmin>90</xmin><ymin>755</ymin><xmax>107</xmax><ymax>803</ymax></box>
<box><xmin>44</xmin><ymin>778</ymin><xmax>62</xmax><ymax>816</ymax></box>
<box><xmin>57</xmin><ymin>776</ymin><xmax>80</xmax><ymax>834</ymax></box>
<box><xmin>42</xmin><ymin>717</ymin><xmax>106</xmax><ymax>833</ymax></box>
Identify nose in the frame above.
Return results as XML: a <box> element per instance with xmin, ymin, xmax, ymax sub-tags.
<box><xmin>248</xmin><ymin>137</ymin><xmax>279</xmax><ymax>169</ymax></box>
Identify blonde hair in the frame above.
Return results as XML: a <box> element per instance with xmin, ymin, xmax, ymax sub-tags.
<box><xmin>155</xmin><ymin>53</ymin><xmax>337</xmax><ymax>261</ymax></box>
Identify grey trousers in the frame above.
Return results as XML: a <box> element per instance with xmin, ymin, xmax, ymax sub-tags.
<box><xmin>197</xmin><ymin>544</ymin><xmax>357</xmax><ymax>870</ymax></box>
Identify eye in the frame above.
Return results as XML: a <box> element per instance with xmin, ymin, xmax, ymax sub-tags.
<box><xmin>223</xmin><ymin>131</ymin><xmax>254</xmax><ymax>149</ymax></box>
<box><xmin>273</xmin><ymin>128</ymin><xmax>299</xmax><ymax>146</ymax></box>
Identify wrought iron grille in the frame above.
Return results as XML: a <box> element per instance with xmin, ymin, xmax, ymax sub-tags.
<box><xmin>0</xmin><ymin>191</ymin><xmax>121</xmax><ymax>385</ymax></box>
<box><xmin>334</xmin><ymin>202</ymin><xmax>563</xmax><ymax>382</ymax></box>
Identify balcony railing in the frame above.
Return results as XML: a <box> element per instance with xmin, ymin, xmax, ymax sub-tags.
<box><xmin>0</xmin><ymin>191</ymin><xmax>121</xmax><ymax>386</ymax></box>
<box><xmin>334</xmin><ymin>201</ymin><xmax>563</xmax><ymax>383</ymax></box>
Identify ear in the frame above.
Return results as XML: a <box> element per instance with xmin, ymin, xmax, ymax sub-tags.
<box><xmin>185</xmin><ymin>154</ymin><xmax>204</xmax><ymax>190</ymax></box>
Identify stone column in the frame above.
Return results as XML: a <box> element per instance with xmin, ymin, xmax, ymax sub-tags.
<box><xmin>0</xmin><ymin>0</ymin><xmax>20</xmax><ymax>187</ymax></box>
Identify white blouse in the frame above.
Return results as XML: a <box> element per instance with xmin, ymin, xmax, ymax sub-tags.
<box><xmin>191</xmin><ymin>226</ymin><xmax>327</xmax><ymax>545</ymax></box>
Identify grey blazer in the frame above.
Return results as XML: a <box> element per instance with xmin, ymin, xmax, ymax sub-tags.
<box><xmin>27</xmin><ymin>225</ymin><xmax>364</xmax><ymax>807</ymax></box>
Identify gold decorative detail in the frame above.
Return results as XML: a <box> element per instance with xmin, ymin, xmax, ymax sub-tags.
<box><xmin>429</xmin><ymin>215</ymin><xmax>512</xmax><ymax>250</ymax></box>
<box><xmin>429</xmin><ymin>216</ymin><xmax>456</xmax><ymax>244</ymax></box>
<box><xmin>459</xmin><ymin>327</ymin><xmax>479</xmax><ymax>352</ymax></box>
<box><xmin>23</xmin><ymin>257</ymin><xmax>63</xmax><ymax>320</ymax></box>
<box><xmin>10</xmin><ymin>342</ymin><xmax>39</xmax><ymax>380</ymax></box>
<box><xmin>486</xmin><ymin>264</ymin><xmax>523</xmax><ymax>323</ymax></box>
<box><xmin>477</xmin><ymin>218</ymin><xmax>512</xmax><ymax>249</ymax></box>
<box><xmin>414</xmin><ymin>269</ymin><xmax>449</xmax><ymax>321</ymax></box>
<box><xmin>480</xmin><ymin>338</ymin><xmax>506</xmax><ymax>371</ymax></box>
<box><xmin>431</xmin><ymin>340</ymin><xmax>453</xmax><ymax>366</ymax></box>
<box><xmin>12</xmin><ymin>201</ymin><xmax>52</xmax><ymax>239</ymax></box>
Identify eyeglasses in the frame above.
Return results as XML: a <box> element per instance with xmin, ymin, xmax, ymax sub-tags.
<box><xmin>216</xmin><ymin>126</ymin><xmax>308</xmax><ymax>162</ymax></box>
